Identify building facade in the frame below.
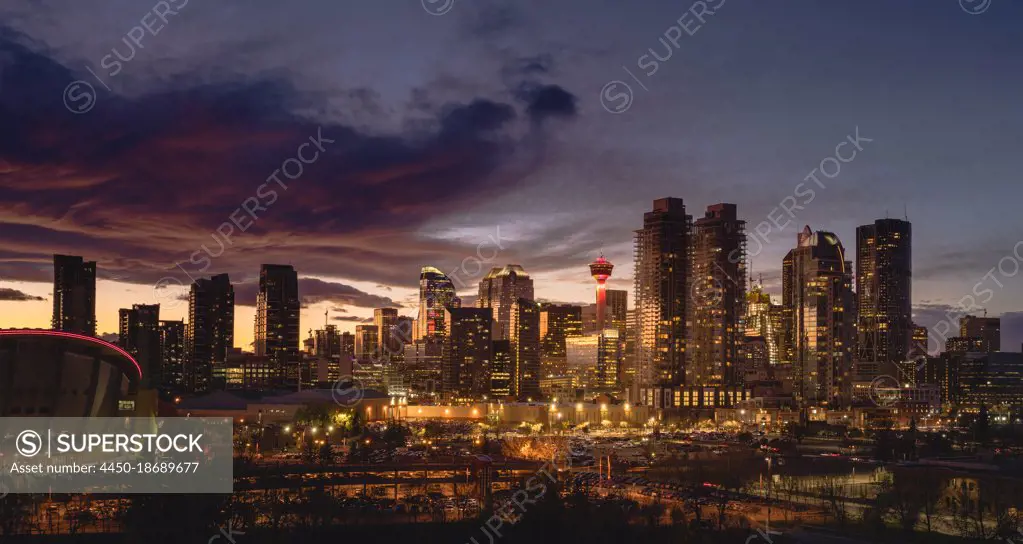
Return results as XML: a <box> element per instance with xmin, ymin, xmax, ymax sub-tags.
<box><xmin>254</xmin><ymin>264</ymin><xmax>300</xmax><ymax>386</ymax></box>
<box><xmin>415</xmin><ymin>266</ymin><xmax>460</xmax><ymax>341</ymax></box>
<box><xmin>159</xmin><ymin>319</ymin><xmax>185</xmax><ymax>390</ymax></box>
<box><xmin>689</xmin><ymin>203</ymin><xmax>746</xmax><ymax>387</ymax></box>
<box><xmin>633</xmin><ymin>197</ymin><xmax>692</xmax><ymax>403</ymax></box>
<box><xmin>782</xmin><ymin>226</ymin><xmax>854</xmax><ymax>406</ymax></box>
<box><xmin>510</xmin><ymin>298</ymin><xmax>541</xmax><ymax>400</ymax></box>
<box><xmin>52</xmin><ymin>254</ymin><xmax>97</xmax><ymax>336</ymax></box>
<box><xmin>477</xmin><ymin>265</ymin><xmax>534</xmax><ymax>340</ymax></box>
<box><xmin>442</xmin><ymin>307</ymin><xmax>493</xmax><ymax>401</ymax></box>
<box><xmin>186</xmin><ymin>274</ymin><xmax>234</xmax><ymax>393</ymax></box>
<box><xmin>960</xmin><ymin>315</ymin><xmax>1001</xmax><ymax>352</ymax></box>
<box><xmin>856</xmin><ymin>218</ymin><xmax>912</xmax><ymax>366</ymax></box>
<box><xmin>118</xmin><ymin>304</ymin><xmax>161</xmax><ymax>389</ymax></box>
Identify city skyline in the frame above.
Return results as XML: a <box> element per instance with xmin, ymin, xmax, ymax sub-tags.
<box><xmin>2</xmin><ymin>1</ymin><xmax>1023</xmax><ymax>351</ymax></box>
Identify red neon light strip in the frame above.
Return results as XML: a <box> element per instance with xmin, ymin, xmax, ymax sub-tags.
<box><xmin>0</xmin><ymin>329</ymin><xmax>143</xmax><ymax>380</ymax></box>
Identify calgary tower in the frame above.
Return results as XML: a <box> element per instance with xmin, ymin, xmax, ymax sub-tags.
<box><xmin>589</xmin><ymin>254</ymin><xmax>614</xmax><ymax>331</ymax></box>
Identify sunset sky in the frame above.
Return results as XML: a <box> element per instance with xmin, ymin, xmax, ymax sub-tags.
<box><xmin>1</xmin><ymin>0</ymin><xmax>1022</xmax><ymax>351</ymax></box>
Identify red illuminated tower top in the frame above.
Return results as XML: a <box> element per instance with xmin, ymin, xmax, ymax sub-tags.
<box><xmin>589</xmin><ymin>255</ymin><xmax>614</xmax><ymax>282</ymax></box>
<box><xmin>590</xmin><ymin>255</ymin><xmax>614</xmax><ymax>331</ymax></box>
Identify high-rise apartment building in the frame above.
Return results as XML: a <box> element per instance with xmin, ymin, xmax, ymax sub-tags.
<box><xmin>477</xmin><ymin>265</ymin><xmax>534</xmax><ymax>340</ymax></box>
<box><xmin>254</xmin><ymin>264</ymin><xmax>300</xmax><ymax>385</ymax></box>
<box><xmin>510</xmin><ymin>298</ymin><xmax>541</xmax><ymax>400</ymax></box>
<box><xmin>689</xmin><ymin>203</ymin><xmax>746</xmax><ymax>386</ymax></box>
<box><xmin>782</xmin><ymin>226</ymin><xmax>854</xmax><ymax>406</ymax></box>
<box><xmin>118</xmin><ymin>304</ymin><xmax>161</xmax><ymax>388</ymax></box>
<box><xmin>52</xmin><ymin>254</ymin><xmax>96</xmax><ymax>336</ymax></box>
<box><xmin>415</xmin><ymin>267</ymin><xmax>460</xmax><ymax>341</ymax></box>
<box><xmin>442</xmin><ymin>307</ymin><xmax>493</xmax><ymax>401</ymax></box>
<box><xmin>186</xmin><ymin>274</ymin><xmax>234</xmax><ymax>392</ymax></box>
<box><xmin>856</xmin><ymin>218</ymin><xmax>912</xmax><ymax>365</ymax></box>
<box><xmin>159</xmin><ymin>319</ymin><xmax>185</xmax><ymax>390</ymax></box>
<box><xmin>960</xmin><ymin>315</ymin><xmax>1001</xmax><ymax>352</ymax></box>
<box><xmin>634</xmin><ymin>197</ymin><xmax>691</xmax><ymax>401</ymax></box>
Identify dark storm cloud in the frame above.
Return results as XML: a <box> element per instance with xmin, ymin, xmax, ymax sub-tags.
<box><xmin>0</xmin><ymin>28</ymin><xmax>577</xmax><ymax>291</ymax></box>
<box><xmin>516</xmin><ymin>84</ymin><xmax>578</xmax><ymax>122</ymax></box>
<box><xmin>230</xmin><ymin>278</ymin><xmax>399</xmax><ymax>309</ymax></box>
<box><xmin>0</xmin><ymin>287</ymin><xmax>44</xmax><ymax>301</ymax></box>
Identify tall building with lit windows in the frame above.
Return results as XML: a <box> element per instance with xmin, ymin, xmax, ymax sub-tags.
<box><xmin>510</xmin><ymin>298</ymin><xmax>541</xmax><ymax>400</ymax></box>
<box><xmin>490</xmin><ymin>340</ymin><xmax>513</xmax><ymax>398</ymax></box>
<box><xmin>119</xmin><ymin>304</ymin><xmax>161</xmax><ymax>388</ymax></box>
<box><xmin>960</xmin><ymin>315</ymin><xmax>1001</xmax><ymax>352</ymax></box>
<box><xmin>477</xmin><ymin>265</ymin><xmax>534</xmax><ymax>340</ymax></box>
<box><xmin>355</xmin><ymin>325</ymin><xmax>379</xmax><ymax>361</ymax></box>
<box><xmin>186</xmin><ymin>274</ymin><xmax>234</xmax><ymax>393</ymax></box>
<box><xmin>689</xmin><ymin>203</ymin><xmax>746</xmax><ymax>386</ymax></box>
<box><xmin>415</xmin><ymin>267</ymin><xmax>460</xmax><ymax>341</ymax></box>
<box><xmin>606</xmin><ymin>290</ymin><xmax>628</xmax><ymax>335</ymax></box>
<box><xmin>442</xmin><ymin>307</ymin><xmax>493</xmax><ymax>401</ymax></box>
<box><xmin>539</xmin><ymin>304</ymin><xmax>583</xmax><ymax>370</ymax></box>
<box><xmin>782</xmin><ymin>226</ymin><xmax>854</xmax><ymax>406</ymax></box>
<box><xmin>159</xmin><ymin>319</ymin><xmax>185</xmax><ymax>390</ymax></box>
<box><xmin>634</xmin><ymin>197</ymin><xmax>691</xmax><ymax>406</ymax></box>
<box><xmin>856</xmin><ymin>218</ymin><xmax>912</xmax><ymax>365</ymax></box>
<box><xmin>254</xmin><ymin>264</ymin><xmax>300</xmax><ymax>386</ymax></box>
<box><xmin>52</xmin><ymin>254</ymin><xmax>96</xmax><ymax>336</ymax></box>
<box><xmin>745</xmin><ymin>282</ymin><xmax>782</xmax><ymax>366</ymax></box>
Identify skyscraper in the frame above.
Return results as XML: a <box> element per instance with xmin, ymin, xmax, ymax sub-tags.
<box><xmin>477</xmin><ymin>265</ymin><xmax>534</xmax><ymax>340</ymax></box>
<box><xmin>186</xmin><ymin>274</ymin><xmax>234</xmax><ymax>392</ymax></box>
<box><xmin>442</xmin><ymin>307</ymin><xmax>493</xmax><ymax>401</ymax></box>
<box><xmin>912</xmin><ymin>325</ymin><xmax>929</xmax><ymax>358</ymax></box>
<box><xmin>960</xmin><ymin>315</ymin><xmax>1001</xmax><ymax>352</ymax></box>
<box><xmin>355</xmin><ymin>324</ymin><xmax>379</xmax><ymax>361</ymax></box>
<box><xmin>539</xmin><ymin>304</ymin><xmax>583</xmax><ymax>371</ymax></box>
<box><xmin>374</xmin><ymin>307</ymin><xmax>400</xmax><ymax>358</ymax></box>
<box><xmin>510</xmin><ymin>298</ymin><xmax>541</xmax><ymax>400</ymax></box>
<box><xmin>254</xmin><ymin>264</ymin><xmax>300</xmax><ymax>385</ymax></box>
<box><xmin>856</xmin><ymin>218</ymin><xmax>912</xmax><ymax>365</ymax></box>
<box><xmin>606</xmin><ymin>289</ymin><xmax>628</xmax><ymax>335</ymax></box>
<box><xmin>689</xmin><ymin>203</ymin><xmax>746</xmax><ymax>386</ymax></box>
<box><xmin>340</xmin><ymin>331</ymin><xmax>355</xmax><ymax>359</ymax></box>
<box><xmin>415</xmin><ymin>267</ymin><xmax>460</xmax><ymax>341</ymax></box>
<box><xmin>118</xmin><ymin>304</ymin><xmax>161</xmax><ymax>388</ymax></box>
<box><xmin>490</xmin><ymin>340</ymin><xmax>513</xmax><ymax>398</ymax></box>
<box><xmin>313</xmin><ymin>324</ymin><xmax>343</xmax><ymax>358</ymax></box>
<box><xmin>783</xmin><ymin>226</ymin><xmax>854</xmax><ymax>406</ymax></box>
<box><xmin>745</xmin><ymin>282</ymin><xmax>782</xmax><ymax>366</ymax></box>
<box><xmin>634</xmin><ymin>197</ymin><xmax>691</xmax><ymax>403</ymax></box>
<box><xmin>159</xmin><ymin>319</ymin><xmax>185</xmax><ymax>390</ymax></box>
<box><xmin>589</xmin><ymin>255</ymin><xmax>614</xmax><ymax>331</ymax></box>
<box><xmin>52</xmin><ymin>254</ymin><xmax>96</xmax><ymax>336</ymax></box>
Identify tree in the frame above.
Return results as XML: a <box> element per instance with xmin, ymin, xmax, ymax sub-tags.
<box><xmin>0</xmin><ymin>493</ymin><xmax>40</xmax><ymax>536</ymax></box>
<box><xmin>976</xmin><ymin>404</ymin><xmax>991</xmax><ymax>446</ymax></box>
<box><xmin>382</xmin><ymin>423</ymin><xmax>411</xmax><ymax>448</ymax></box>
<box><xmin>318</xmin><ymin>441</ymin><xmax>336</xmax><ymax>465</ymax></box>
